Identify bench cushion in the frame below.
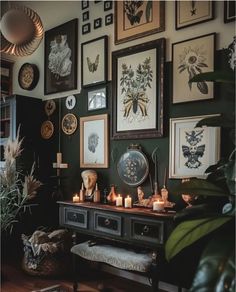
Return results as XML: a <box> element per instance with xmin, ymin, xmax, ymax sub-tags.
<box><xmin>71</xmin><ymin>241</ymin><xmax>153</xmax><ymax>273</ymax></box>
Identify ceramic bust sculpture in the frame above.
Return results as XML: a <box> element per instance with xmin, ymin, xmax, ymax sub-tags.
<box><xmin>81</xmin><ymin>170</ymin><xmax>98</xmax><ymax>201</ymax></box>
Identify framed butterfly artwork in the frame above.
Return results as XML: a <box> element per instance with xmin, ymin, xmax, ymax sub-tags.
<box><xmin>81</xmin><ymin>36</ymin><xmax>108</xmax><ymax>88</ymax></box>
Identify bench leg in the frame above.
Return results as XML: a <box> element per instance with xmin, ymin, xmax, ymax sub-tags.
<box><xmin>150</xmin><ymin>252</ymin><xmax>159</xmax><ymax>292</ymax></box>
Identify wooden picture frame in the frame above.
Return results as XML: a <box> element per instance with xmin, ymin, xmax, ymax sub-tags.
<box><xmin>112</xmin><ymin>38</ymin><xmax>165</xmax><ymax>140</ymax></box>
<box><xmin>80</xmin><ymin>114</ymin><xmax>108</xmax><ymax>168</ymax></box>
<box><xmin>175</xmin><ymin>1</ymin><xmax>214</xmax><ymax>30</ymax></box>
<box><xmin>88</xmin><ymin>86</ymin><xmax>107</xmax><ymax>111</ymax></box>
<box><xmin>104</xmin><ymin>1</ymin><xmax>113</xmax><ymax>11</ymax></box>
<box><xmin>172</xmin><ymin>33</ymin><xmax>215</xmax><ymax>104</ymax></box>
<box><xmin>224</xmin><ymin>0</ymin><xmax>236</xmax><ymax>23</ymax></box>
<box><xmin>83</xmin><ymin>11</ymin><xmax>89</xmax><ymax>22</ymax></box>
<box><xmin>81</xmin><ymin>0</ymin><xmax>89</xmax><ymax>10</ymax></box>
<box><xmin>81</xmin><ymin>35</ymin><xmax>108</xmax><ymax>88</ymax></box>
<box><xmin>44</xmin><ymin>19</ymin><xmax>78</xmax><ymax>95</ymax></box>
<box><xmin>105</xmin><ymin>13</ymin><xmax>113</xmax><ymax>26</ymax></box>
<box><xmin>94</xmin><ymin>18</ymin><xmax>102</xmax><ymax>29</ymax></box>
<box><xmin>82</xmin><ymin>23</ymin><xmax>91</xmax><ymax>35</ymax></box>
<box><xmin>115</xmin><ymin>1</ymin><xmax>165</xmax><ymax>45</ymax></box>
<box><xmin>169</xmin><ymin>114</ymin><xmax>221</xmax><ymax>179</ymax></box>
<box><xmin>1</xmin><ymin>59</ymin><xmax>13</xmax><ymax>99</ymax></box>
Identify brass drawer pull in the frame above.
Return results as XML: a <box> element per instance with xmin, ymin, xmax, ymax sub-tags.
<box><xmin>104</xmin><ymin>218</ymin><xmax>110</xmax><ymax>226</ymax></box>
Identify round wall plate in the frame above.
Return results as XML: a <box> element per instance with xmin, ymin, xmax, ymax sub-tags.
<box><xmin>18</xmin><ymin>63</ymin><xmax>39</xmax><ymax>90</ymax></box>
<box><xmin>65</xmin><ymin>95</ymin><xmax>76</xmax><ymax>110</ymax></box>
<box><xmin>41</xmin><ymin>120</ymin><xmax>54</xmax><ymax>139</ymax></box>
<box><xmin>62</xmin><ymin>113</ymin><xmax>78</xmax><ymax>135</ymax></box>
<box><xmin>44</xmin><ymin>100</ymin><xmax>56</xmax><ymax>116</ymax></box>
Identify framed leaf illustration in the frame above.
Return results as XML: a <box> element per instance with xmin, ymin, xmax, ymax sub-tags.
<box><xmin>172</xmin><ymin>33</ymin><xmax>216</xmax><ymax>104</ymax></box>
<box><xmin>81</xmin><ymin>35</ymin><xmax>108</xmax><ymax>88</ymax></box>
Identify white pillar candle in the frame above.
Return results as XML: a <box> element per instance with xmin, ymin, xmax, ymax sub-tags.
<box><xmin>124</xmin><ymin>195</ymin><xmax>132</xmax><ymax>208</ymax></box>
<box><xmin>73</xmin><ymin>194</ymin><xmax>80</xmax><ymax>203</ymax></box>
<box><xmin>57</xmin><ymin>152</ymin><xmax>62</xmax><ymax>164</ymax></box>
<box><xmin>153</xmin><ymin>200</ymin><xmax>165</xmax><ymax>211</ymax></box>
<box><xmin>116</xmin><ymin>194</ymin><xmax>123</xmax><ymax>207</ymax></box>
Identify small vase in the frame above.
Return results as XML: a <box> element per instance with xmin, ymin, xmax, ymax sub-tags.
<box><xmin>107</xmin><ymin>185</ymin><xmax>117</xmax><ymax>204</ymax></box>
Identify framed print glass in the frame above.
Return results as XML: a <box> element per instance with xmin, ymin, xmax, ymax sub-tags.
<box><xmin>105</xmin><ymin>13</ymin><xmax>113</xmax><ymax>26</ymax></box>
<box><xmin>81</xmin><ymin>35</ymin><xmax>108</xmax><ymax>88</ymax></box>
<box><xmin>115</xmin><ymin>1</ymin><xmax>165</xmax><ymax>45</ymax></box>
<box><xmin>80</xmin><ymin>114</ymin><xmax>108</xmax><ymax>168</ymax></box>
<box><xmin>44</xmin><ymin>19</ymin><xmax>78</xmax><ymax>95</ymax></box>
<box><xmin>175</xmin><ymin>1</ymin><xmax>214</xmax><ymax>30</ymax></box>
<box><xmin>94</xmin><ymin>18</ymin><xmax>102</xmax><ymax>29</ymax></box>
<box><xmin>112</xmin><ymin>38</ymin><xmax>165</xmax><ymax>140</ymax></box>
<box><xmin>169</xmin><ymin>114</ymin><xmax>221</xmax><ymax>179</ymax></box>
<box><xmin>88</xmin><ymin>87</ymin><xmax>107</xmax><ymax>111</ymax></box>
<box><xmin>82</xmin><ymin>23</ymin><xmax>91</xmax><ymax>35</ymax></box>
<box><xmin>172</xmin><ymin>33</ymin><xmax>215</xmax><ymax>104</ymax></box>
<box><xmin>83</xmin><ymin>11</ymin><xmax>89</xmax><ymax>22</ymax></box>
<box><xmin>224</xmin><ymin>0</ymin><xmax>236</xmax><ymax>23</ymax></box>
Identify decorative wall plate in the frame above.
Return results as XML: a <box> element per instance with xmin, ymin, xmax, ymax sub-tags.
<box><xmin>41</xmin><ymin>120</ymin><xmax>54</xmax><ymax>139</ymax></box>
<box><xmin>18</xmin><ymin>63</ymin><xmax>39</xmax><ymax>90</ymax></box>
<box><xmin>65</xmin><ymin>95</ymin><xmax>76</xmax><ymax>110</ymax></box>
<box><xmin>62</xmin><ymin>113</ymin><xmax>78</xmax><ymax>135</ymax></box>
<box><xmin>44</xmin><ymin>100</ymin><xmax>56</xmax><ymax>116</ymax></box>
<box><xmin>117</xmin><ymin>146</ymin><xmax>149</xmax><ymax>187</ymax></box>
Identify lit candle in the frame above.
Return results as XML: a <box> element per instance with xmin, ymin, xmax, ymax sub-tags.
<box><xmin>73</xmin><ymin>194</ymin><xmax>80</xmax><ymax>203</ymax></box>
<box><xmin>116</xmin><ymin>194</ymin><xmax>123</xmax><ymax>207</ymax></box>
<box><xmin>124</xmin><ymin>195</ymin><xmax>132</xmax><ymax>208</ymax></box>
<box><xmin>153</xmin><ymin>200</ymin><xmax>165</xmax><ymax>211</ymax></box>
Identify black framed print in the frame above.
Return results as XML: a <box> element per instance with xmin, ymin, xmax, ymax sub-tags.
<box><xmin>44</xmin><ymin>19</ymin><xmax>78</xmax><ymax>95</ymax></box>
<box><xmin>94</xmin><ymin>18</ymin><xmax>102</xmax><ymax>29</ymax></box>
<box><xmin>82</xmin><ymin>0</ymin><xmax>89</xmax><ymax>10</ymax></box>
<box><xmin>83</xmin><ymin>11</ymin><xmax>89</xmax><ymax>22</ymax></box>
<box><xmin>224</xmin><ymin>0</ymin><xmax>236</xmax><ymax>23</ymax></box>
<box><xmin>105</xmin><ymin>13</ymin><xmax>113</xmax><ymax>26</ymax></box>
<box><xmin>176</xmin><ymin>1</ymin><xmax>214</xmax><ymax>30</ymax></box>
<box><xmin>82</xmin><ymin>23</ymin><xmax>91</xmax><ymax>35</ymax></box>
<box><xmin>82</xmin><ymin>35</ymin><xmax>108</xmax><ymax>88</ymax></box>
<box><xmin>104</xmin><ymin>1</ymin><xmax>113</xmax><ymax>11</ymax></box>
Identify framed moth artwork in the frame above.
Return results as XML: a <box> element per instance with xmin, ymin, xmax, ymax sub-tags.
<box><xmin>172</xmin><ymin>33</ymin><xmax>216</xmax><ymax>104</ymax></box>
<box><xmin>224</xmin><ymin>0</ymin><xmax>236</xmax><ymax>23</ymax></box>
<box><xmin>175</xmin><ymin>1</ymin><xmax>214</xmax><ymax>30</ymax></box>
<box><xmin>81</xmin><ymin>35</ymin><xmax>108</xmax><ymax>88</ymax></box>
<box><xmin>169</xmin><ymin>114</ymin><xmax>221</xmax><ymax>179</ymax></box>
<box><xmin>115</xmin><ymin>1</ymin><xmax>165</xmax><ymax>45</ymax></box>
<box><xmin>80</xmin><ymin>114</ymin><xmax>108</xmax><ymax>168</ymax></box>
<box><xmin>112</xmin><ymin>38</ymin><xmax>165</xmax><ymax>140</ymax></box>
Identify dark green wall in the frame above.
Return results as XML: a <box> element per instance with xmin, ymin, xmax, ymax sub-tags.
<box><xmin>44</xmin><ymin>50</ymin><xmax>235</xmax><ymax>208</ymax></box>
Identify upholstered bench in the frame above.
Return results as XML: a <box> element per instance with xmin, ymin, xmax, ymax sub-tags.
<box><xmin>71</xmin><ymin>240</ymin><xmax>159</xmax><ymax>291</ymax></box>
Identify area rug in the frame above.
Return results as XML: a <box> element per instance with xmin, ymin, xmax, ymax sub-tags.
<box><xmin>32</xmin><ymin>284</ymin><xmax>69</xmax><ymax>292</ymax></box>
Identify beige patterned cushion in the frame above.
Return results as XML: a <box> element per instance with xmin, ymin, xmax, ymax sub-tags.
<box><xmin>71</xmin><ymin>241</ymin><xmax>153</xmax><ymax>273</ymax></box>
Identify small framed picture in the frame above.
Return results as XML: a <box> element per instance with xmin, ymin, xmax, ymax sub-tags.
<box><xmin>83</xmin><ymin>11</ymin><xmax>89</xmax><ymax>22</ymax></box>
<box><xmin>224</xmin><ymin>0</ymin><xmax>236</xmax><ymax>23</ymax></box>
<box><xmin>169</xmin><ymin>114</ymin><xmax>221</xmax><ymax>179</ymax></box>
<box><xmin>94</xmin><ymin>18</ymin><xmax>102</xmax><ymax>29</ymax></box>
<box><xmin>82</xmin><ymin>23</ymin><xmax>91</xmax><ymax>35</ymax></box>
<box><xmin>88</xmin><ymin>86</ymin><xmax>107</xmax><ymax>111</ymax></box>
<box><xmin>81</xmin><ymin>0</ymin><xmax>89</xmax><ymax>10</ymax></box>
<box><xmin>94</xmin><ymin>0</ymin><xmax>101</xmax><ymax>3</ymax></box>
<box><xmin>105</xmin><ymin>13</ymin><xmax>113</xmax><ymax>26</ymax></box>
<box><xmin>104</xmin><ymin>1</ymin><xmax>113</xmax><ymax>11</ymax></box>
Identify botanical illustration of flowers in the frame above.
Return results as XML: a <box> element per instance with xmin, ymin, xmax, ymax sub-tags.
<box><xmin>120</xmin><ymin>57</ymin><xmax>153</xmax><ymax>122</ymax></box>
<box><xmin>178</xmin><ymin>45</ymin><xmax>209</xmax><ymax>94</ymax></box>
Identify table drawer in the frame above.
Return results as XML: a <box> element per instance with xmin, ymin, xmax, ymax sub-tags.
<box><xmin>63</xmin><ymin>207</ymin><xmax>88</xmax><ymax>229</ymax></box>
<box><xmin>94</xmin><ymin>211</ymin><xmax>122</xmax><ymax>236</ymax></box>
<box><xmin>131</xmin><ymin>217</ymin><xmax>164</xmax><ymax>245</ymax></box>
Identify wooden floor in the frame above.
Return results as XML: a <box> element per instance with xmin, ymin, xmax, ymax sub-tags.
<box><xmin>1</xmin><ymin>260</ymin><xmax>154</xmax><ymax>292</ymax></box>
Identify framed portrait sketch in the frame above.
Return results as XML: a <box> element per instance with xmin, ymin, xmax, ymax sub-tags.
<box><xmin>44</xmin><ymin>19</ymin><xmax>78</xmax><ymax>95</ymax></box>
<box><xmin>115</xmin><ymin>1</ymin><xmax>165</xmax><ymax>45</ymax></box>
<box><xmin>169</xmin><ymin>115</ymin><xmax>221</xmax><ymax>179</ymax></box>
<box><xmin>175</xmin><ymin>1</ymin><xmax>214</xmax><ymax>30</ymax></box>
<box><xmin>80</xmin><ymin>114</ymin><xmax>108</xmax><ymax>168</ymax></box>
<box><xmin>88</xmin><ymin>86</ymin><xmax>107</xmax><ymax>111</ymax></box>
<box><xmin>81</xmin><ymin>35</ymin><xmax>108</xmax><ymax>88</ymax></box>
<box><xmin>224</xmin><ymin>0</ymin><xmax>236</xmax><ymax>23</ymax></box>
<box><xmin>112</xmin><ymin>38</ymin><xmax>165</xmax><ymax>140</ymax></box>
<box><xmin>172</xmin><ymin>33</ymin><xmax>215</xmax><ymax>104</ymax></box>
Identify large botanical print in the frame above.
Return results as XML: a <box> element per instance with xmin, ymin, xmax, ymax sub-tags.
<box><xmin>112</xmin><ymin>39</ymin><xmax>165</xmax><ymax>139</ymax></box>
<box><xmin>172</xmin><ymin>33</ymin><xmax>215</xmax><ymax>104</ymax></box>
<box><xmin>44</xmin><ymin>19</ymin><xmax>78</xmax><ymax>95</ymax></box>
<box><xmin>169</xmin><ymin>115</ymin><xmax>221</xmax><ymax>179</ymax></box>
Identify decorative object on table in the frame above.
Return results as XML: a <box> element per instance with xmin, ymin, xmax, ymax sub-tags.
<box><xmin>172</xmin><ymin>33</ymin><xmax>215</xmax><ymax>104</ymax></box>
<box><xmin>153</xmin><ymin>199</ymin><xmax>165</xmax><ymax>212</ymax></box>
<box><xmin>80</xmin><ymin>114</ymin><xmax>108</xmax><ymax>168</ymax></box>
<box><xmin>61</xmin><ymin>113</ymin><xmax>78</xmax><ymax>135</ymax></box>
<box><xmin>114</xmin><ymin>1</ymin><xmax>165</xmax><ymax>45</ymax></box>
<box><xmin>224</xmin><ymin>0</ymin><xmax>236</xmax><ymax>23</ymax></box>
<box><xmin>1</xmin><ymin>59</ymin><xmax>13</xmax><ymax>100</ymax></box>
<box><xmin>81</xmin><ymin>0</ymin><xmax>89</xmax><ymax>10</ymax></box>
<box><xmin>107</xmin><ymin>185</ymin><xmax>118</xmax><ymax>204</ymax></box>
<box><xmin>169</xmin><ymin>114</ymin><xmax>221</xmax><ymax>179</ymax></box>
<box><xmin>65</xmin><ymin>95</ymin><xmax>76</xmax><ymax>110</ymax></box>
<box><xmin>1</xmin><ymin>3</ymin><xmax>44</xmax><ymax>56</ymax></box>
<box><xmin>112</xmin><ymin>38</ymin><xmax>165</xmax><ymax>139</ymax></box>
<box><xmin>160</xmin><ymin>167</ymin><xmax>175</xmax><ymax>208</ymax></box>
<box><xmin>94</xmin><ymin>183</ymin><xmax>101</xmax><ymax>203</ymax></box>
<box><xmin>181</xmin><ymin>178</ymin><xmax>198</xmax><ymax>208</ymax></box>
<box><xmin>104</xmin><ymin>1</ymin><xmax>113</xmax><ymax>11</ymax></box>
<box><xmin>82</xmin><ymin>11</ymin><xmax>89</xmax><ymax>22</ymax></box>
<box><xmin>88</xmin><ymin>86</ymin><xmax>107</xmax><ymax>111</ymax></box>
<box><xmin>81</xmin><ymin>169</ymin><xmax>98</xmax><ymax>202</ymax></box>
<box><xmin>117</xmin><ymin>145</ymin><xmax>149</xmax><ymax>187</ymax></box>
<box><xmin>116</xmin><ymin>194</ymin><xmax>123</xmax><ymax>207</ymax></box>
<box><xmin>79</xmin><ymin>183</ymin><xmax>85</xmax><ymax>202</ymax></box>
<box><xmin>44</xmin><ymin>19</ymin><xmax>78</xmax><ymax>95</ymax></box>
<box><xmin>45</xmin><ymin>99</ymin><xmax>56</xmax><ymax>116</ymax></box>
<box><xmin>134</xmin><ymin>186</ymin><xmax>160</xmax><ymax>208</ymax></box>
<box><xmin>151</xmin><ymin>147</ymin><xmax>160</xmax><ymax>196</ymax></box>
<box><xmin>82</xmin><ymin>23</ymin><xmax>91</xmax><ymax>35</ymax></box>
<box><xmin>175</xmin><ymin>1</ymin><xmax>214</xmax><ymax>30</ymax></box>
<box><xmin>81</xmin><ymin>35</ymin><xmax>108</xmax><ymax>88</ymax></box>
<box><xmin>40</xmin><ymin>120</ymin><xmax>54</xmax><ymax>140</ymax></box>
<box><xmin>18</xmin><ymin>63</ymin><xmax>39</xmax><ymax>90</ymax></box>
<box><xmin>94</xmin><ymin>17</ymin><xmax>102</xmax><ymax>29</ymax></box>
<box><xmin>105</xmin><ymin>13</ymin><xmax>113</xmax><ymax>26</ymax></box>
<box><xmin>124</xmin><ymin>195</ymin><xmax>132</xmax><ymax>208</ymax></box>
<box><xmin>73</xmin><ymin>193</ymin><xmax>80</xmax><ymax>203</ymax></box>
